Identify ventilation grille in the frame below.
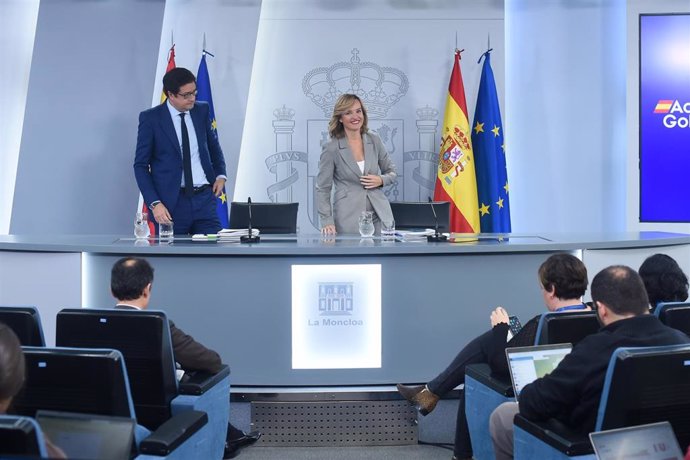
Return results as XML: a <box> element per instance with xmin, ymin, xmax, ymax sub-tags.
<box><xmin>251</xmin><ymin>400</ymin><xmax>418</xmax><ymax>446</ymax></box>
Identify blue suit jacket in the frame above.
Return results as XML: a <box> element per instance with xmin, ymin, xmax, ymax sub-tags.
<box><xmin>134</xmin><ymin>101</ymin><xmax>227</xmax><ymax>211</ymax></box>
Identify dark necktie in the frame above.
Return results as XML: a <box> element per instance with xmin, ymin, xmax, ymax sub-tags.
<box><xmin>180</xmin><ymin>113</ymin><xmax>193</xmax><ymax>197</ymax></box>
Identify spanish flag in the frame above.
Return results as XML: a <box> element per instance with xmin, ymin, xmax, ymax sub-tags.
<box><xmin>137</xmin><ymin>44</ymin><xmax>176</xmax><ymax>236</ymax></box>
<box><xmin>433</xmin><ymin>50</ymin><xmax>480</xmax><ymax>233</ymax></box>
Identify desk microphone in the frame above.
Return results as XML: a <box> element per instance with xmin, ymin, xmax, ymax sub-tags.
<box><xmin>427</xmin><ymin>197</ymin><xmax>448</xmax><ymax>242</ymax></box>
<box><xmin>240</xmin><ymin>197</ymin><xmax>260</xmax><ymax>244</ymax></box>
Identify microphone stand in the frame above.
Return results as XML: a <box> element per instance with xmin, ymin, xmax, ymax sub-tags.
<box><xmin>240</xmin><ymin>197</ymin><xmax>260</xmax><ymax>243</ymax></box>
<box><xmin>427</xmin><ymin>198</ymin><xmax>448</xmax><ymax>242</ymax></box>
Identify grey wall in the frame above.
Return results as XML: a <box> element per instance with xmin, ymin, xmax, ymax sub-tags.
<box><xmin>10</xmin><ymin>0</ymin><xmax>165</xmax><ymax>234</ymax></box>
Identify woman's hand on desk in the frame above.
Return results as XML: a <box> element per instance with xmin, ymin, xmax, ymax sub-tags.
<box><xmin>321</xmin><ymin>224</ymin><xmax>337</xmax><ymax>236</ymax></box>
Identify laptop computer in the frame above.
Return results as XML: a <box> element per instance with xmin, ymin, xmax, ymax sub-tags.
<box><xmin>36</xmin><ymin>410</ymin><xmax>135</xmax><ymax>460</ymax></box>
<box><xmin>505</xmin><ymin>343</ymin><xmax>572</xmax><ymax>399</ymax></box>
<box><xmin>589</xmin><ymin>421</ymin><xmax>684</xmax><ymax>460</ymax></box>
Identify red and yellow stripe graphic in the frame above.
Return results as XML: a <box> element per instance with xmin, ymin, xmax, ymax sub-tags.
<box><xmin>654</xmin><ymin>100</ymin><xmax>673</xmax><ymax>113</ymax></box>
<box><xmin>433</xmin><ymin>50</ymin><xmax>480</xmax><ymax>233</ymax></box>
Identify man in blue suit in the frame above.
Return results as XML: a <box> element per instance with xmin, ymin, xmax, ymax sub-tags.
<box><xmin>134</xmin><ymin>67</ymin><xmax>227</xmax><ymax>235</ymax></box>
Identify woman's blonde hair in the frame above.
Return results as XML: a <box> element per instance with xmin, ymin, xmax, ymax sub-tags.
<box><xmin>328</xmin><ymin>93</ymin><xmax>369</xmax><ymax>139</ymax></box>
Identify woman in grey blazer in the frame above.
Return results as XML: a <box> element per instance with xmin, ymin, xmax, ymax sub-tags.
<box><xmin>316</xmin><ymin>94</ymin><xmax>397</xmax><ymax>235</ymax></box>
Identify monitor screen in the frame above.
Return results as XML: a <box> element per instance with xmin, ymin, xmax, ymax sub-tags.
<box><xmin>506</xmin><ymin>343</ymin><xmax>572</xmax><ymax>398</ymax></box>
<box><xmin>639</xmin><ymin>14</ymin><xmax>690</xmax><ymax>222</ymax></box>
<box><xmin>36</xmin><ymin>410</ymin><xmax>134</xmax><ymax>460</ymax></box>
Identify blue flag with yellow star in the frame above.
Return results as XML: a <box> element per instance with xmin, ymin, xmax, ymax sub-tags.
<box><xmin>197</xmin><ymin>52</ymin><xmax>229</xmax><ymax>228</ymax></box>
<box><xmin>472</xmin><ymin>50</ymin><xmax>511</xmax><ymax>232</ymax></box>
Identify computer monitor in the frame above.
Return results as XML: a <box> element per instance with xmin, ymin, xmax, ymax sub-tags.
<box><xmin>229</xmin><ymin>202</ymin><xmax>298</xmax><ymax>234</ymax></box>
<box><xmin>390</xmin><ymin>201</ymin><xmax>450</xmax><ymax>232</ymax></box>
<box><xmin>505</xmin><ymin>343</ymin><xmax>572</xmax><ymax>399</ymax></box>
<box><xmin>36</xmin><ymin>410</ymin><xmax>135</xmax><ymax>460</ymax></box>
<box><xmin>590</xmin><ymin>421</ymin><xmax>683</xmax><ymax>460</ymax></box>
<box><xmin>0</xmin><ymin>306</ymin><xmax>45</xmax><ymax>346</ymax></box>
<box><xmin>12</xmin><ymin>347</ymin><xmax>134</xmax><ymax>420</ymax></box>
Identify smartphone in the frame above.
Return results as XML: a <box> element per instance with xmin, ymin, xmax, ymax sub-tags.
<box><xmin>508</xmin><ymin>315</ymin><xmax>523</xmax><ymax>336</ymax></box>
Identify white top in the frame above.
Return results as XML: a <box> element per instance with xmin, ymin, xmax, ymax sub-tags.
<box><xmin>357</xmin><ymin>160</ymin><xmax>365</xmax><ymax>174</ymax></box>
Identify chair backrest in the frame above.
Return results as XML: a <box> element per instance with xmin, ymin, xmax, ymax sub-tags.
<box><xmin>12</xmin><ymin>347</ymin><xmax>135</xmax><ymax>420</ymax></box>
<box><xmin>0</xmin><ymin>415</ymin><xmax>46</xmax><ymax>457</ymax></box>
<box><xmin>534</xmin><ymin>311</ymin><xmax>600</xmax><ymax>346</ymax></box>
<box><xmin>0</xmin><ymin>306</ymin><xmax>46</xmax><ymax>346</ymax></box>
<box><xmin>390</xmin><ymin>201</ymin><xmax>450</xmax><ymax>232</ymax></box>
<box><xmin>229</xmin><ymin>201</ymin><xmax>298</xmax><ymax>234</ymax></box>
<box><xmin>56</xmin><ymin>308</ymin><xmax>177</xmax><ymax>430</ymax></box>
<box><xmin>596</xmin><ymin>344</ymin><xmax>690</xmax><ymax>448</ymax></box>
<box><xmin>655</xmin><ymin>302</ymin><xmax>690</xmax><ymax>336</ymax></box>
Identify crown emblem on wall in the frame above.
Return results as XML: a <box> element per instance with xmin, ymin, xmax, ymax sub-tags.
<box><xmin>416</xmin><ymin>105</ymin><xmax>439</xmax><ymax>120</ymax></box>
<box><xmin>273</xmin><ymin>104</ymin><xmax>296</xmax><ymax>121</ymax></box>
<box><xmin>302</xmin><ymin>48</ymin><xmax>409</xmax><ymax>118</ymax></box>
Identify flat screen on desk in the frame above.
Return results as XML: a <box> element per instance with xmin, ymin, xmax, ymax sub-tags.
<box><xmin>640</xmin><ymin>14</ymin><xmax>690</xmax><ymax>222</ymax></box>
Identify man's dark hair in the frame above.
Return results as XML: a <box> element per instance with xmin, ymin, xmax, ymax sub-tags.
<box><xmin>591</xmin><ymin>265</ymin><xmax>649</xmax><ymax>316</ymax></box>
<box><xmin>111</xmin><ymin>257</ymin><xmax>154</xmax><ymax>301</ymax></box>
<box><xmin>162</xmin><ymin>67</ymin><xmax>196</xmax><ymax>97</ymax></box>
<box><xmin>538</xmin><ymin>253</ymin><xmax>588</xmax><ymax>300</ymax></box>
<box><xmin>0</xmin><ymin>322</ymin><xmax>25</xmax><ymax>403</ymax></box>
<box><xmin>639</xmin><ymin>253</ymin><xmax>689</xmax><ymax>307</ymax></box>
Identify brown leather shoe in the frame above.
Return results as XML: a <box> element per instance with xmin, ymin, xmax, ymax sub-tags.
<box><xmin>396</xmin><ymin>383</ymin><xmax>440</xmax><ymax>416</ymax></box>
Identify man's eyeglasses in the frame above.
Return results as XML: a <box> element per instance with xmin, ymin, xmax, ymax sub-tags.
<box><xmin>176</xmin><ymin>90</ymin><xmax>197</xmax><ymax>100</ymax></box>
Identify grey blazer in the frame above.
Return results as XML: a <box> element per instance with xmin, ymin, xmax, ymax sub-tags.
<box><xmin>316</xmin><ymin>132</ymin><xmax>397</xmax><ymax>234</ymax></box>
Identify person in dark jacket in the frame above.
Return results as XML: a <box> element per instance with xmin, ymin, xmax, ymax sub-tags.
<box><xmin>489</xmin><ymin>265</ymin><xmax>690</xmax><ymax>460</ymax></box>
<box><xmin>397</xmin><ymin>253</ymin><xmax>589</xmax><ymax>460</ymax></box>
<box><xmin>111</xmin><ymin>257</ymin><xmax>260</xmax><ymax>459</ymax></box>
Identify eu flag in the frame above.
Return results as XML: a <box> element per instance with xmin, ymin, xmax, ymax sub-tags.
<box><xmin>472</xmin><ymin>51</ymin><xmax>511</xmax><ymax>232</ymax></box>
<box><xmin>197</xmin><ymin>52</ymin><xmax>229</xmax><ymax>228</ymax></box>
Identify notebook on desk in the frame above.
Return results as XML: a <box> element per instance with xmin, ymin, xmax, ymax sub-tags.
<box><xmin>505</xmin><ymin>343</ymin><xmax>572</xmax><ymax>399</ymax></box>
<box><xmin>589</xmin><ymin>421</ymin><xmax>683</xmax><ymax>460</ymax></box>
<box><xmin>36</xmin><ymin>410</ymin><xmax>134</xmax><ymax>460</ymax></box>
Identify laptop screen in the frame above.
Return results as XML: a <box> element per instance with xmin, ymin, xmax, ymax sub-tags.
<box><xmin>505</xmin><ymin>343</ymin><xmax>572</xmax><ymax>398</ymax></box>
<box><xmin>589</xmin><ymin>421</ymin><xmax>683</xmax><ymax>460</ymax></box>
<box><xmin>36</xmin><ymin>410</ymin><xmax>134</xmax><ymax>460</ymax></box>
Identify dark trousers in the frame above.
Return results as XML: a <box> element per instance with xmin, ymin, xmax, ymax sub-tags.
<box><xmin>427</xmin><ymin>329</ymin><xmax>494</xmax><ymax>458</ymax></box>
<box><xmin>159</xmin><ymin>187</ymin><xmax>221</xmax><ymax>235</ymax></box>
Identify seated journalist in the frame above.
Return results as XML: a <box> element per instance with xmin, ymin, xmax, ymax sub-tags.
<box><xmin>397</xmin><ymin>253</ymin><xmax>590</xmax><ymax>460</ymax></box>
<box><xmin>110</xmin><ymin>257</ymin><xmax>260</xmax><ymax>459</ymax></box>
<box><xmin>639</xmin><ymin>253</ymin><xmax>689</xmax><ymax>311</ymax></box>
<box><xmin>489</xmin><ymin>265</ymin><xmax>690</xmax><ymax>460</ymax></box>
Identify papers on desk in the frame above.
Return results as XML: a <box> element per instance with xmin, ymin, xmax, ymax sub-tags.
<box><xmin>218</xmin><ymin>228</ymin><xmax>260</xmax><ymax>242</ymax></box>
<box><xmin>395</xmin><ymin>229</ymin><xmax>435</xmax><ymax>241</ymax></box>
<box><xmin>191</xmin><ymin>228</ymin><xmax>260</xmax><ymax>242</ymax></box>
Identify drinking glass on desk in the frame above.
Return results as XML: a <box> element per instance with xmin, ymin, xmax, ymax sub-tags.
<box><xmin>358</xmin><ymin>211</ymin><xmax>375</xmax><ymax>238</ymax></box>
<box><xmin>381</xmin><ymin>219</ymin><xmax>395</xmax><ymax>241</ymax></box>
<box><xmin>159</xmin><ymin>222</ymin><xmax>173</xmax><ymax>240</ymax></box>
<box><xmin>134</xmin><ymin>212</ymin><xmax>150</xmax><ymax>238</ymax></box>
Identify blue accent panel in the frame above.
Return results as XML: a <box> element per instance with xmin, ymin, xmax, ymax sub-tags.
<box><xmin>171</xmin><ymin>373</ymin><xmax>230</xmax><ymax>460</ymax></box>
<box><xmin>134</xmin><ymin>424</ymin><xmax>152</xmax><ymax>447</ymax></box>
<box><xmin>465</xmin><ymin>374</ymin><xmax>512</xmax><ymax>460</ymax></box>
<box><xmin>135</xmin><ymin>425</ymin><xmax>209</xmax><ymax>460</ymax></box>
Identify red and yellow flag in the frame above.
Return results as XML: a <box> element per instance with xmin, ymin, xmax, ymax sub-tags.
<box><xmin>138</xmin><ymin>44</ymin><xmax>176</xmax><ymax>236</ymax></box>
<box><xmin>433</xmin><ymin>50</ymin><xmax>480</xmax><ymax>233</ymax></box>
<box><xmin>160</xmin><ymin>44</ymin><xmax>176</xmax><ymax>103</ymax></box>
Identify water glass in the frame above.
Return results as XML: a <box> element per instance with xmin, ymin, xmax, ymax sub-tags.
<box><xmin>381</xmin><ymin>219</ymin><xmax>396</xmax><ymax>241</ymax></box>
<box><xmin>134</xmin><ymin>212</ymin><xmax>150</xmax><ymax>239</ymax></box>
<box><xmin>358</xmin><ymin>211</ymin><xmax>375</xmax><ymax>238</ymax></box>
<box><xmin>159</xmin><ymin>222</ymin><xmax>174</xmax><ymax>240</ymax></box>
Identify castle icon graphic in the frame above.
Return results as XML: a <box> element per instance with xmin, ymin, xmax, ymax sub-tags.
<box><xmin>319</xmin><ymin>282</ymin><xmax>353</xmax><ymax>316</ymax></box>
